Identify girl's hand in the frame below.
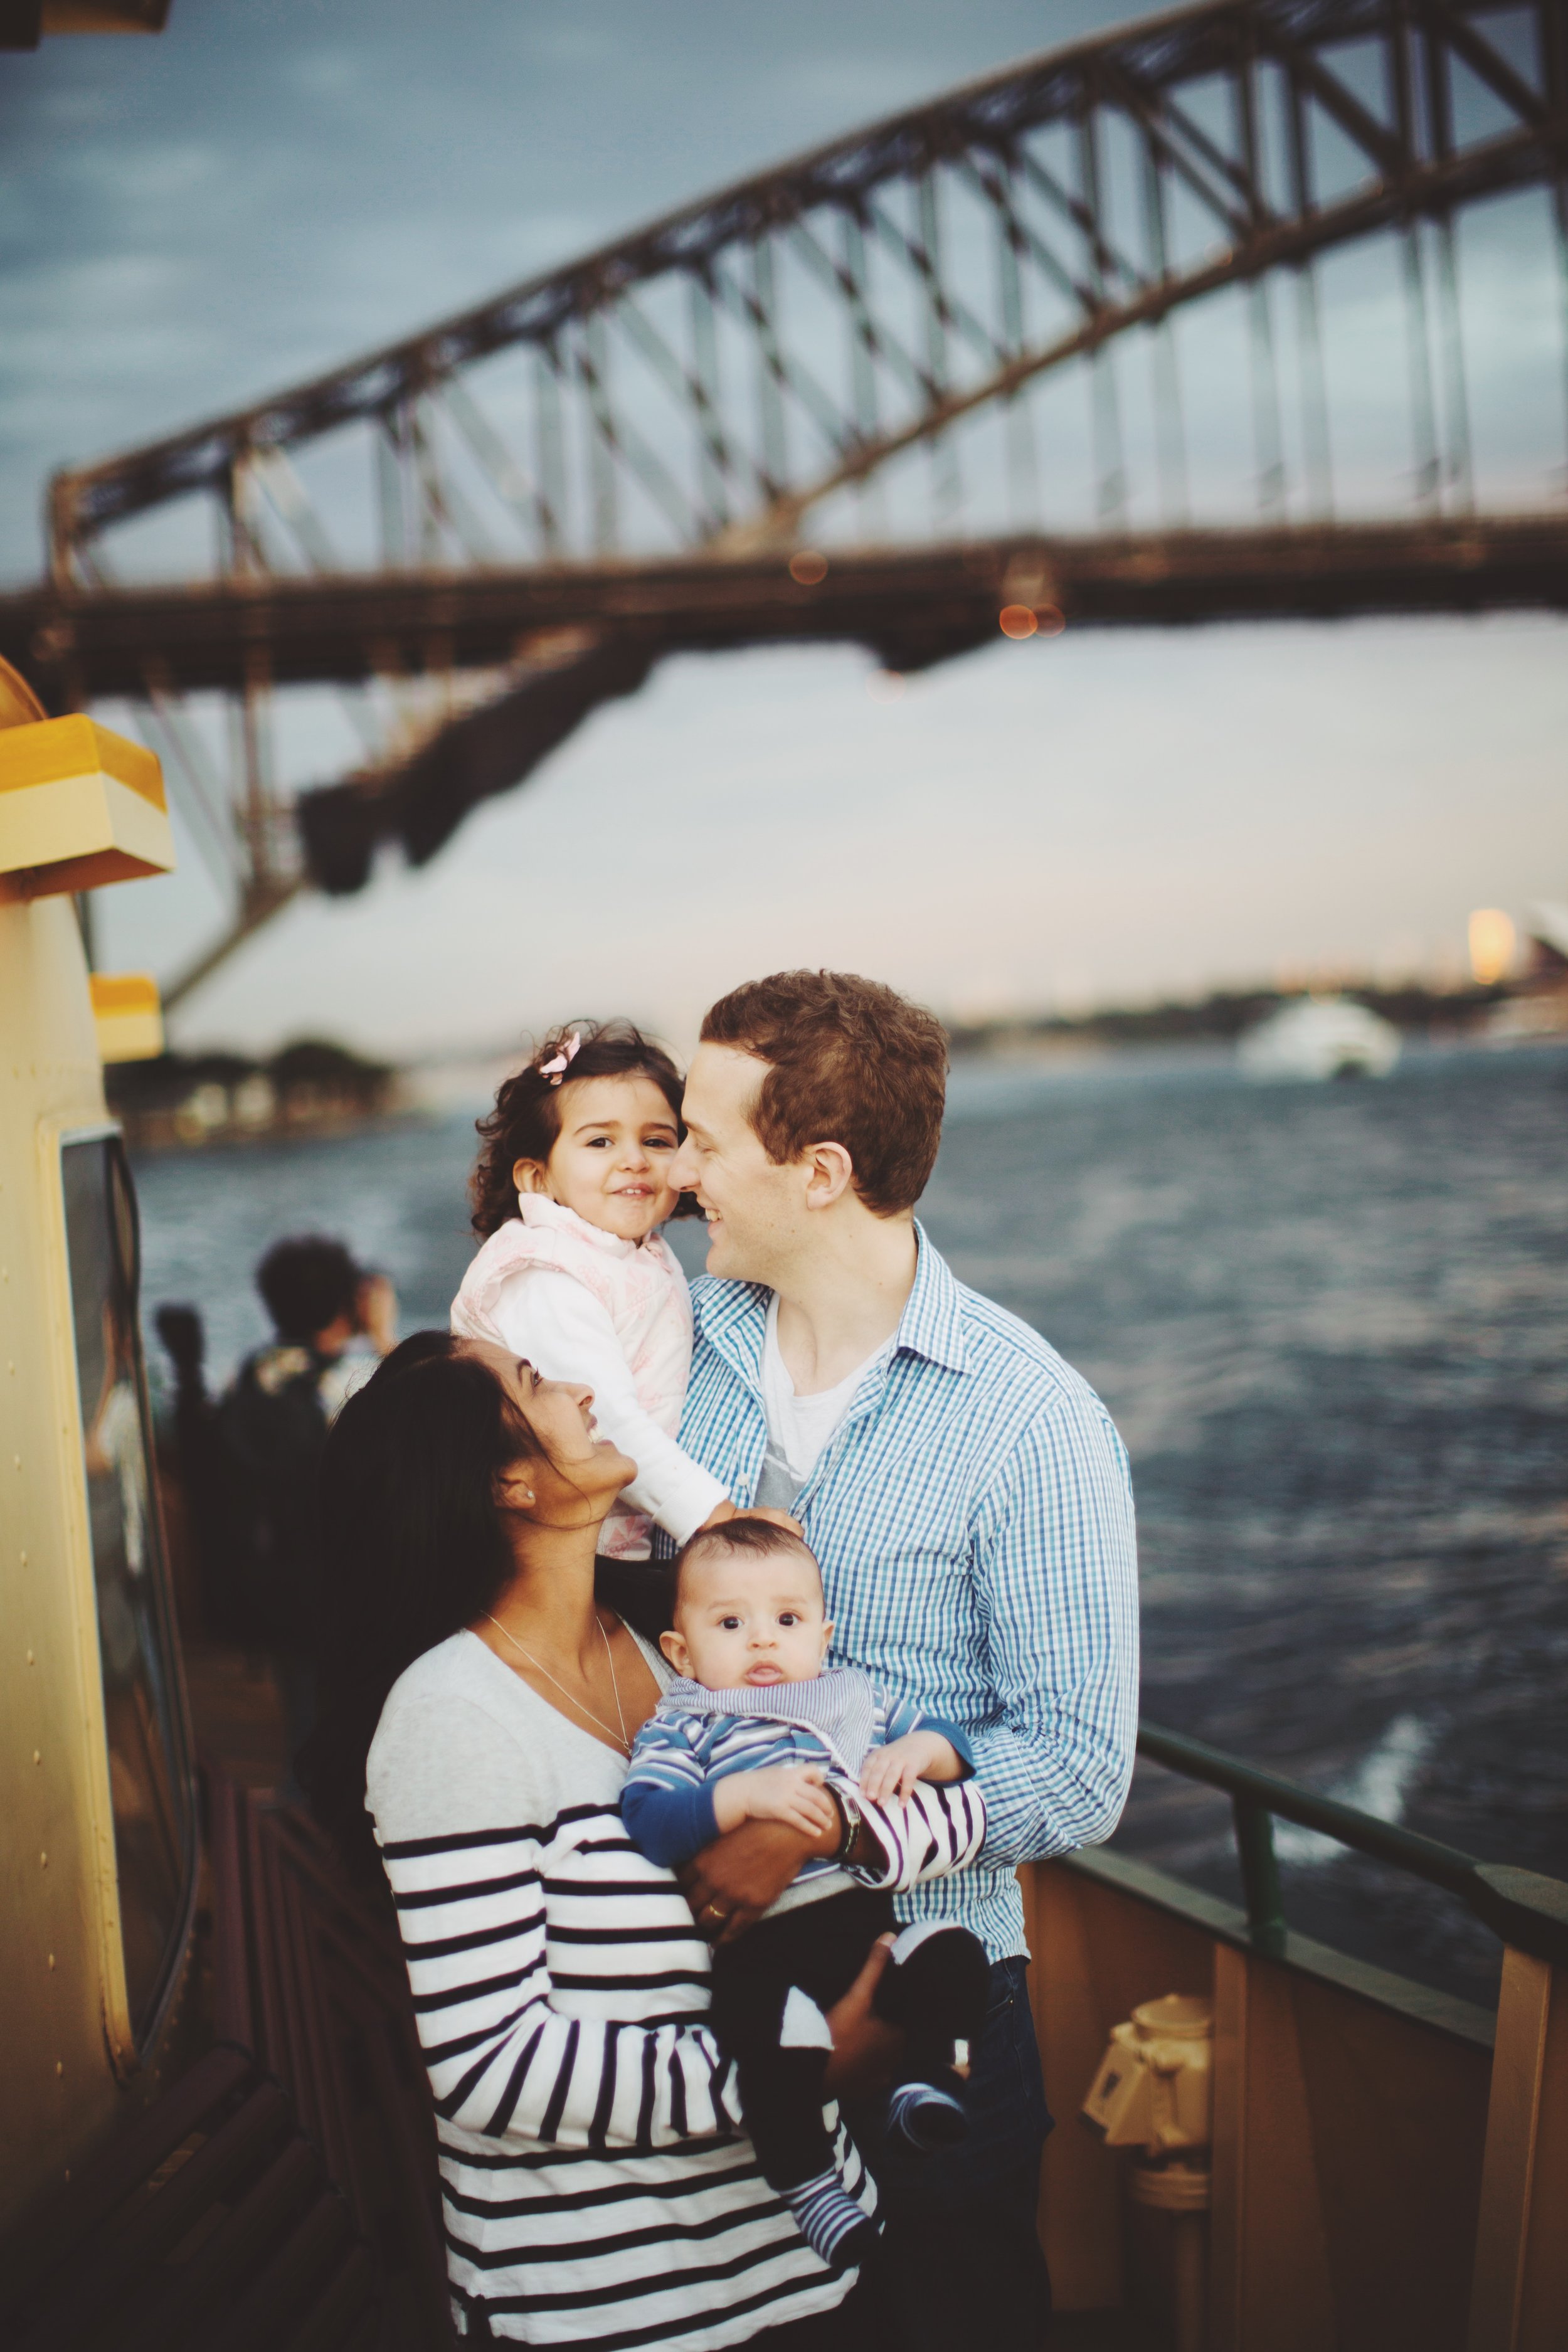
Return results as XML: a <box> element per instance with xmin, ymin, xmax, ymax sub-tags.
<box><xmin>734</xmin><ymin>1764</ymin><xmax>839</xmax><ymax>1841</ymax></box>
<box><xmin>859</xmin><ymin>1731</ymin><xmax>960</xmax><ymax>1806</ymax></box>
<box><xmin>697</xmin><ymin>1498</ymin><xmax>803</xmax><ymax>1537</ymax></box>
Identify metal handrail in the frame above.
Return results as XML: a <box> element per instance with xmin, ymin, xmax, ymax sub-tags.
<box><xmin>1137</xmin><ymin>1721</ymin><xmax>1568</xmax><ymax>1968</ymax></box>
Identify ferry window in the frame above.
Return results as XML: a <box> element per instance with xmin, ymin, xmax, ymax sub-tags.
<box><xmin>62</xmin><ymin>1130</ymin><xmax>194</xmax><ymax>2048</ymax></box>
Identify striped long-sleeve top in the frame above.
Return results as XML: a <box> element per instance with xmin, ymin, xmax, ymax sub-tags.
<box><xmin>366</xmin><ymin>1627</ymin><xmax>985</xmax><ymax>2349</ymax></box>
<box><xmin>621</xmin><ymin>1666</ymin><xmax>979</xmax><ymax>1890</ymax></box>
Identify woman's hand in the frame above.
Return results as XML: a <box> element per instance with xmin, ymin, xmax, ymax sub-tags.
<box><xmin>679</xmin><ymin>1813</ymin><xmax>839</xmax><ymax>1944</ymax></box>
<box><xmin>822</xmin><ymin>1936</ymin><xmax>905</xmax><ymax>2098</ymax></box>
<box><xmin>712</xmin><ymin>1764</ymin><xmax>839</xmax><ymax>1842</ymax></box>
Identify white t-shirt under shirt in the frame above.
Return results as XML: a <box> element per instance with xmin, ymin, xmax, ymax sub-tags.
<box><xmin>753</xmin><ymin>1294</ymin><xmax>894</xmax><ymax>1514</ymax></box>
<box><xmin>494</xmin><ymin>1266</ymin><xmax>893</xmax><ymax>1533</ymax></box>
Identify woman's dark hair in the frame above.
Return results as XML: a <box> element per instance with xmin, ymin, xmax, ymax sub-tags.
<box><xmin>469</xmin><ymin>1018</ymin><xmax>695</xmax><ymax>1239</ymax></box>
<box><xmin>300</xmin><ymin>1330</ymin><xmax>541</xmax><ymax>1875</ymax></box>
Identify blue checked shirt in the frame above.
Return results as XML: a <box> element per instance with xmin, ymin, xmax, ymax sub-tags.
<box><xmin>662</xmin><ymin>1226</ymin><xmax>1139</xmax><ymax>1961</ymax></box>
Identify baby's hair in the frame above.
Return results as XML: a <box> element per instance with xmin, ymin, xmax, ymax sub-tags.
<box><xmin>673</xmin><ymin>1513</ymin><xmax>823</xmax><ymax>1605</ymax></box>
<box><xmin>470</xmin><ymin>1018</ymin><xmax>696</xmax><ymax>1239</ymax></box>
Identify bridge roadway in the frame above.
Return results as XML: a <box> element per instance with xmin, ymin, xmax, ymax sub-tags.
<box><xmin>6</xmin><ymin>517</ymin><xmax>1567</xmax><ymax>702</ymax></box>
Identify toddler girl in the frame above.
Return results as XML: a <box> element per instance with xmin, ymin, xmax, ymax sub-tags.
<box><xmin>452</xmin><ymin>1020</ymin><xmax>744</xmax><ymax>1569</ymax></box>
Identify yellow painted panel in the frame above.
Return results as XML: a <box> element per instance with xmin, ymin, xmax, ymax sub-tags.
<box><xmin>88</xmin><ymin>973</ymin><xmax>159</xmax><ymax>1018</ymax></box>
<box><xmin>0</xmin><ymin>774</ymin><xmax>176</xmax><ymax>903</ymax></box>
<box><xmin>0</xmin><ymin>896</ymin><xmax>120</xmax><ymax>2229</ymax></box>
<box><xmin>89</xmin><ymin>974</ymin><xmax>163</xmax><ymax>1062</ymax></box>
<box><xmin>0</xmin><ymin>716</ymin><xmax>164</xmax><ymax>811</ymax></box>
<box><xmin>92</xmin><ymin>1007</ymin><xmax>164</xmax><ymax>1064</ymax></box>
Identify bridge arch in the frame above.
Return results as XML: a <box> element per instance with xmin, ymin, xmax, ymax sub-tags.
<box><xmin>3</xmin><ymin>0</ymin><xmax>1565</xmax><ymax>988</ymax></box>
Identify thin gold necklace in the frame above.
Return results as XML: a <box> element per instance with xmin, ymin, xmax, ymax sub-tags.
<box><xmin>485</xmin><ymin>1610</ymin><xmax>630</xmax><ymax>1754</ymax></box>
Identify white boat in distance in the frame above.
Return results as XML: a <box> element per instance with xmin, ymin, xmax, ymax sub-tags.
<box><xmin>1239</xmin><ymin>995</ymin><xmax>1402</xmax><ymax>1082</ymax></box>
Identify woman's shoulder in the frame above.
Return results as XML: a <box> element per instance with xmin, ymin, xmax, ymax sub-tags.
<box><xmin>367</xmin><ymin>1631</ymin><xmax>578</xmax><ymax>1846</ymax></box>
<box><xmin>380</xmin><ymin>1626</ymin><xmax>499</xmax><ymax>1714</ymax></box>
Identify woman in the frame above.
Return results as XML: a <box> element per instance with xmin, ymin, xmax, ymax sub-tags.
<box><xmin>307</xmin><ymin>1332</ymin><xmax>981</xmax><ymax>2349</ymax></box>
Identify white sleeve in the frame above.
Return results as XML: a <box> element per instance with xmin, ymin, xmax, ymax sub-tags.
<box><xmin>491</xmin><ymin>1268</ymin><xmax>727</xmax><ymax>1544</ymax></box>
<box><xmin>371</xmin><ymin>1695</ymin><xmax>740</xmax><ymax>2149</ymax></box>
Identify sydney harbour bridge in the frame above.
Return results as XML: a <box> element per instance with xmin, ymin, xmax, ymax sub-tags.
<box><xmin>3</xmin><ymin>0</ymin><xmax>1566</xmax><ymax>1002</ymax></box>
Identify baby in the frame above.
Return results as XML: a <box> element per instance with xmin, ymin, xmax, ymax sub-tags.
<box><xmin>620</xmin><ymin>1516</ymin><xmax>989</xmax><ymax>2275</ymax></box>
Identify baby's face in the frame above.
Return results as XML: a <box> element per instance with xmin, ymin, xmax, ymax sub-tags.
<box><xmin>661</xmin><ymin>1543</ymin><xmax>832</xmax><ymax>1690</ymax></box>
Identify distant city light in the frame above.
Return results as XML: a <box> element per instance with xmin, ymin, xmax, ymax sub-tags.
<box><xmin>1468</xmin><ymin>908</ymin><xmax>1517</xmax><ymax>985</ymax></box>
<box><xmin>999</xmin><ymin>603</ymin><xmax>1064</xmax><ymax>639</ymax></box>
<box><xmin>788</xmin><ymin>549</ymin><xmax>829</xmax><ymax>585</ymax></box>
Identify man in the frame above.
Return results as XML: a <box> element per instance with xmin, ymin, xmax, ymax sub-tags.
<box><xmin>174</xmin><ymin>1236</ymin><xmax>396</xmax><ymax>1791</ymax></box>
<box><xmin>666</xmin><ymin>970</ymin><xmax>1138</xmax><ymax>2349</ymax></box>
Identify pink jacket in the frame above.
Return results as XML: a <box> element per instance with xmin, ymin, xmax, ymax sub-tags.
<box><xmin>450</xmin><ymin>1194</ymin><xmax>694</xmax><ymax>1560</ymax></box>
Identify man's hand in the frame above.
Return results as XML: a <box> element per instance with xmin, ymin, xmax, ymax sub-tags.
<box><xmin>679</xmin><ymin>1814</ymin><xmax>838</xmax><ymax>1944</ymax></box>
<box><xmin>712</xmin><ymin>1764</ymin><xmax>839</xmax><ymax>1842</ymax></box>
<box><xmin>822</xmin><ymin>1936</ymin><xmax>905</xmax><ymax>2099</ymax></box>
<box><xmin>357</xmin><ymin>1273</ymin><xmax>399</xmax><ymax>1358</ymax></box>
<box><xmin>859</xmin><ymin>1730</ymin><xmax>961</xmax><ymax>1807</ymax></box>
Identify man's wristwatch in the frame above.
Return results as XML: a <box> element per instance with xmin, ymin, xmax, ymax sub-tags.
<box><xmin>830</xmin><ymin>1784</ymin><xmax>865</xmax><ymax>1866</ymax></box>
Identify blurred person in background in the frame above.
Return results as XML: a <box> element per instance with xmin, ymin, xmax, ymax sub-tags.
<box><xmin>159</xmin><ymin>1234</ymin><xmax>397</xmax><ymax>1796</ymax></box>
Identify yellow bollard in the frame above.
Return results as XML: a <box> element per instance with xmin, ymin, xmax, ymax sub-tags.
<box><xmin>1084</xmin><ymin>1992</ymin><xmax>1214</xmax><ymax>2352</ymax></box>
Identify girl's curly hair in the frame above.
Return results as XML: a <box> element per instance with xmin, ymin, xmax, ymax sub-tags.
<box><xmin>469</xmin><ymin>1018</ymin><xmax>694</xmax><ymax>1239</ymax></box>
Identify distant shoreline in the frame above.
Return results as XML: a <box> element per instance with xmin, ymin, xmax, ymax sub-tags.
<box><xmin>110</xmin><ymin>977</ymin><xmax>1564</xmax><ymax>1152</ymax></box>
<box><xmin>944</xmin><ymin>979</ymin><xmax>1511</xmax><ymax>1060</ymax></box>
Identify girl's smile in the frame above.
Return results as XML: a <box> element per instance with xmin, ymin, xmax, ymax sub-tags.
<box><xmin>513</xmin><ymin>1071</ymin><xmax>683</xmax><ymax>1242</ymax></box>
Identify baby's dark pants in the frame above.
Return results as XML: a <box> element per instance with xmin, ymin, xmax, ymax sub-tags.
<box><xmin>707</xmin><ymin>1885</ymin><xmax>989</xmax><ymax>2193</ymax></box>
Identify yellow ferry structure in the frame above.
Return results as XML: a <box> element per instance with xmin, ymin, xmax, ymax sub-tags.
<box><xmin>1</xmin><ymin>659</ymin><xmax>1564</xmax><ymax>2350</ymax></box>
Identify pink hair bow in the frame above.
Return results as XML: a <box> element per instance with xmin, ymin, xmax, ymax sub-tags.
<box><xmin>538</xmin><ymin>1032</ymin><xmax>581</xmax><ymax>1086</ymax></box>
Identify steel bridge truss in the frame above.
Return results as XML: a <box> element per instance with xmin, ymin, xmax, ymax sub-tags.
<box><xmin>13</xmin><ymin>0</ymin><xmax>1568</xmax><ymax>995</ymax></box>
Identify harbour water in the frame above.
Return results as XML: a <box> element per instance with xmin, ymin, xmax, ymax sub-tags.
<box><xmin>132</xmin><ymin>1039</ymin><xmax>1568</xmax><ymax>2007</ymax></box>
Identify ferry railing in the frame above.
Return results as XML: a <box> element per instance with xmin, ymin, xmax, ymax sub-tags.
<box><xmin>1136</xmin><ymin>1721</ymin><xmax>1568</xmax><ymax>1968</ymax></box>
<box><xmin>1130</xmin><ymin>1719</ymin><xmax>1568</xmax><ymax>2349</ymax></box>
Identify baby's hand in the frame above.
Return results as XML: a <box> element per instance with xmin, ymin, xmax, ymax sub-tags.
<box><xmin>726</xmin><ymin>1765</ymin><xmax>840</xmax><ymax>1841</ymax></box>
<box><xmin>859</xmin><ymin>1732</ymin><xmax>961</xmax><ymax>1807</ymax></box>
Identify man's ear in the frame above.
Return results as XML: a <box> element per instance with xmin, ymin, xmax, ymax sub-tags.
<box><xmin>659</xmin><ymin>1628</ymin><xmax>689</xmax><ymax>1674</ymax></box>
<box><xmin>513</xmin><ymin>1157</ymin><xmax>550</xmax><ymax>1196</ymax></box>
<box><xmin>801</xmin><ymin>1141</ymin><xmax>854</xmax><ymax>1211</ymax></box>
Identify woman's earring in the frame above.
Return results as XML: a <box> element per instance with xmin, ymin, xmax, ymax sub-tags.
<box><xmin>522</xmin><ymin>1490</ymin><xmax>535</xmax><ymax>1505</ymax></box>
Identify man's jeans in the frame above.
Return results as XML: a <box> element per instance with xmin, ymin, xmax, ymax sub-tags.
<box><xmin>846</xmin><ymin>1955</ymin><xmax>1054</xmax><ymax>2349</ymax></box>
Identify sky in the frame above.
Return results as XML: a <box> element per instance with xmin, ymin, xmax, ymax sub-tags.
<box><xmin>2</xmin><ymin>0</ymin><xmax>1565</xmax><ymax>1056</ymax></box>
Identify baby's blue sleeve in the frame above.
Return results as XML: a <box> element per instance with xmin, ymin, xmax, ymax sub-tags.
<box><xmin>621</xmin><ymin>1718</ymin><xmax>721</xmax><ymax>1868</ymax></box>
<box><xmin>878</xmin><ymin>1691</ymin><xmax>977</xmax><ymax>1776</ymax></box>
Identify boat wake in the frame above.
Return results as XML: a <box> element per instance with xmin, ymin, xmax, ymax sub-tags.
<box><xmin>1274</xmin><ymin>1714</ymin><xmax>1431</xmax><ymax>1867</ymax></box>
